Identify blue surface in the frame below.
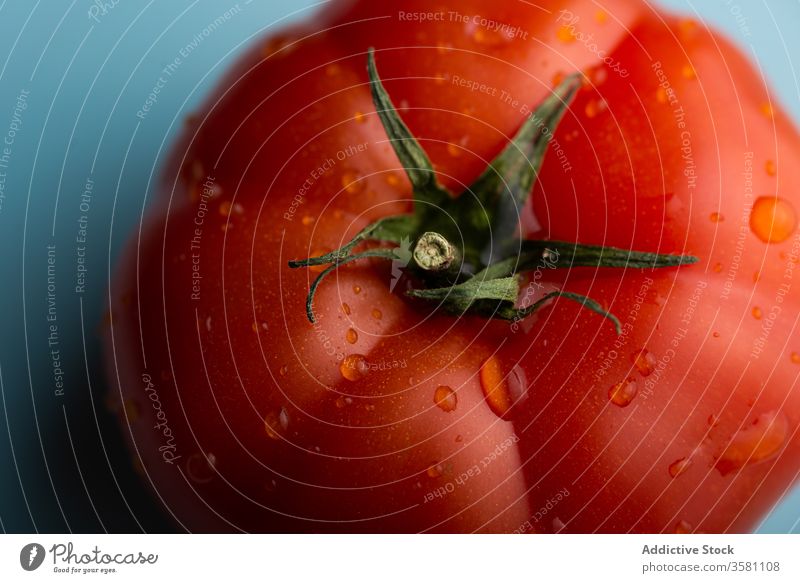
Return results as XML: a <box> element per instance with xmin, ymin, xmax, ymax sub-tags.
<box><xmin>0</xmin><ymin>0</ymin><xmax>798</xmax><ymax>533</ymax></box>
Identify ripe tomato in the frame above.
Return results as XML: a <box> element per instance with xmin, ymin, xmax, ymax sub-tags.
<box><xmin>106</xmin><ymin>0</ymin><xmax>800</xmax><ymax>532</ymax></box>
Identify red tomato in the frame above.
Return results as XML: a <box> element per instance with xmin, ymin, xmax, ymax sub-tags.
<box><xmin>105</xmin><ymin>0</ymin><xmax>800</xmax><ymax>532</ymax></box>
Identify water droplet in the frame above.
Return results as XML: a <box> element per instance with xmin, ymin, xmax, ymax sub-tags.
<box><xmin>556</xmin><ymin>25</ymin><xmax>575</xmax><ymax>43</ymax></box>
<box><xmin>436</xmin><ymin>41</ymin><xmax>452</xmax><ymax>54</ymax></box>
<box><xmin>455</xmin><ymin>434</ymin><xmax>463</xmax><ymax>443</ymax></box>
<box><xmin>681</xmin><ymin>64</ymin><xmax>696</xmax><ymax>80</ymax></box>
<box><xmin>446</xmin><ymin>143</ymin><xmax>462</xmax><ymax>157</ymax></box>
<box><xmin>713</xmin><ymin>331</ymin><xmax>720</xmax><ymax>338</ymax></box>
<box><xmin>608</xmin><ymin>379</ymin><xmax>638</xmax><ymax>407</ymax></box>
<box><xmin>765</xmin><ymin>160</ymin><xmax>777</xmax><ymax>176</ymax></box>
<box><xmin>712</xmin><ymin>262</ymin><xmax>723</xmax><ymax>273</ymax></box>
<box><xmin>335</xmin><ymin>395</ymin><xmax>352</xmax><ymax>408</ymax></box>
<box><xmin>186</xmin><ymin>452</ymin><xmax>217</xmax><ymax>483</ymax></box>
<box><xmin>385</xmin><ymin>172</ymin><xmax>401</xmax><ymax>187</ymax></box>
<box><xmin>750</xmin><ymin>196</ymin><xmax>797</xmax><ymax>243</ymax></box>
<box><xmin>551</xmin><ymin>71</ymin><xmax>566</xmax><ymax>88</ymax></box>
<box><xmin>584</xmin><ymin>99</ymin><xmax>607</xmax><ymax>118</ymax></box>
<box><xmin>342</xmin><ymin>303</ymin><xmax>351</xmax><ymax>315</ymax></box>
<box><xmin>262</xmin><ymin>35</ymin><xmax>295</xmax><ymax>58</ymax></box>
<box><xmin>669</xmin><ymin>457</ymin><xmax>692</xmax><ymax>478</ymax></box>
<box><xmin>433</xmin><ymin>385</ymin><xmax>458</xmax><ymax>412</ymax></box>
<box><xmin>219</xmin><ymin>201</ymin><xmax>232</xmax><ymax>216</ymax></box>
<box><xmin>675</xmin><ymin>520</ymin><xmax>693</xmax><ymax>534</ymax></box>
<box><xmin>759</xmin><ymin>102</ymin><xmax>774</xmax><ymax>119</ymax></box>
<box><xmin>353</xmin><ymin>111</ymin><xmax>366</xmax><ymax>124</ymax></box>
<box><xmin>353</xmin><ymin>284</ymin><xmax>361</xmax><ymax>294</ymax></box>
<box><xmin>346</xmin><ymin>328</ymin><xmax>358</xmax><ymax>344</ymax></box>
<box><xmin>709</xmin><ymin>212</ymin><xmax>724</xmax><ymax>222</ymax></box>
<box><xmin>631</xmin><ymin>349</ymin><xmax>656</xmax><ymax>377</ymax></box>
<box><xmin>708</xmin><ymin>414</ymin><xmax>719</xmax><ymax>426</ymax></box>
<box><xmin>678</xmin><ymin>19</ymin><xmax>698</xmax><ymax>39</ymax></box>
<box><xmin>791</xmin><ymin>352</ymin><xmax>800</xmax><ymax>364</ymax></box>
<box><xmin>656</xmin><ymin>87</ymin><xmax>668</xmax><ymax>104</ymax></box>
<box><xmin>341</xmin><ymin>171</ymin><xmax>364</xmax><ymax>195</ymax></box>
<box><xmin>301</xmin><ymin>215</ymin><xmax>315</xmax><ymax>226</ymax></box>
<box><xmin>340</xmin><ymin>354</ymin><xmax>368</xmax><ymax>381</ymax></box>
<box><xmin>715</xmin><ymin>410</ymin><xmax>788</xmax><ymax>475</ymax></box>
<box><xmin>752</xmin><ymin>306</ymin><xmax>763</xmax><ymax>320</ymax></box>
<box><xmin>325</xmin><ymin>63</ymin><xmax>341</xmax><ymax>76</ymax></box>
<box><xmin>264</xmin><ymin>410</ymin><xmax>286</xmax><ymax>440</ymax></box>
<box><xmin>371</xmin><ymin>308</ymin><xmax>382</xmax><ymax>320</ymax></box>
<box><xmin>552</xmin><ymin>517</ymin><xmax>566</xmax><ymax>533</ymax></box>
<box><xmin>205</xmin><ymin>316</ymin><xmax>212</xmax><ymax>332</ymax></box>
<box><xmin>279</xmin><ymin>365</ymin><xmax>288</xmax><ymax>377</ymax></box>
<box><xmin>426</xmin><ymin>463</ymin><xmax>443</xmax><ymax>478</ymax></box>
<box><xmin>589</xmin><ymin>66</ymin><xmax>608</xmax><ymax>86</ymax></box>
<box><xmin>479</xmin><ymin>357</ymin><xmax>528</xmax><ymax>418</ymax></box>
<box><xmin>279</xmin><ymin>407</ymin><xmax>290</xmax><ymax>430</ymax></box>
<box><xmin>595</xmin><ymin>10</ymin><xmax>608</xmax><ymax>23</ymax></box>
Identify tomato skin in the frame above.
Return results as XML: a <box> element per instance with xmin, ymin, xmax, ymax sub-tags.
<box><xmin>105</xmin><ymin>0</ymin><xmax>800</xmax><ymax>532</ymax></box>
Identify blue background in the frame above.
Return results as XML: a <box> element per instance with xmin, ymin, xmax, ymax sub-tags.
<box><xmin>0</xmin><ymin>0</ymin><xmax>798</xmax><ymax>533</ymax></box>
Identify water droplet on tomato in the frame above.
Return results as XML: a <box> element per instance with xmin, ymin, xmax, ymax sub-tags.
<box><xmin>656</xmin><ymin>87</ymin><xmax>668</xmax><ymax>104</ymax></box>
<box><xmin>385</xmin><ymin>172</ymin><xmax>401</xmax><ymax>187</ymax></box>
<box><xmin>371</xmin><ymin>308</ymin><xmax>382</xmax><ymax>320</ymax></box>
<box><xmin>219</xmin><ymin>201</ymin><xmax>232</xmax><ymax>217</ymax></box>
<box><xmin>678</xmin><ymin>19</ymin><xmax>698</xmax><ymax>38</ymax></box>
<box><xmin>589</xmin><ymin>66</ymin><xmax>608</xmax><ymax>86</ymax></box>
<box><xmin>301</xmin><ymin>215</ymin><xmax>315</xmax><ymax>226</ymax></box>
<box><xmin>335</xmin><ymin>395</ymin><xmax>352</xmax><ymax>408</ymax></box>
<box><xmin>353</xmin><ymin>111</ymin><xmax>366</xmax><ymax>124</ymax></box>
<box><xmin>750</xmin><ymin>196</ymin><xmax>797</xmax><ymax>243</ymax></box>
<box><xmin>681</xmin><ymin>64</ymin><xmax>696</xmax><ymax>80</ymax></box>
<box><xmin>353</xmin><ymin>284</ymin><xmax>361</xmax><ymax>294</ymax></box>
<box><xmin>264</xmin><ymin>410</ymin><xmax>284</xmax><ymax>440</ymax></box>
<box><xmin>341</xmin><ymin>171</ymin><xmax>364</xmax><ymax>195</ymax></box>
<box><xmin>342</xmin><ymin>303</ymin><xmax>351</xmax><ymax>316</ymax></box>
<box><xmin>708</xmin><ymin>414</ymin><xmax>719</xmax><ymax>426</ymax></box>
<box><xmin>791</xmin><ymin>352</ymin><xmax>800</xmax><ymax>364</ymax></box>
<box><xmin>186</xmin><ymin>452</ymin><xmax>217</xmax><ymax>483</ymax></box>
<box><xmin>608</xmin><ymin>379</ymin><xmax>638</xmax><ymax>407</ymax></box>
<box><xmin>479</xmin><ymin>357</ymin><xmax>528</xmax><ymax>419</ymax></box>
<box><xmin>709</xmin><ymin>212</ymin><xmax>724</xmax><ymax>222</ymax></box>
<box><xmin>759</xmin><ymin>102</ymin><xmax>774</xmax><ymax>119</ymax></box>
<box><xmin>712</xmin><ymin>262</ymin><xmax>723</xmax><ymax>273</ymax></box>
<box><xmin>345</xmin><ymin>328</ymin><xmax>358</xmax><ymax>344</ymax></box>
<box><xmin>669</xmin><ymin>457</ymin><xmax>692</xmax><ymax>478</ymax></box>
<box><xmin>279</xmin><ymin>365</ymin><xmax>288</xmax><ymax>377</ymax></box>
<box><xmin>715</xmin><ymin>410</ymin><xmax>788</xmax><ymax>475</ymax></box>
<box><xmin>433</xmin><ymin>385</ymin><xmax>458</xmax><ymax>412</ymax></box>
<box><xmin>455</xmin><ymin>434</ymin><xmax>463</xmax><ymax>443</ymax></box>
<box><xmin>632</xmin><ymin>349</ymin><xmax>657</xmax><ymax>376</ymax></box>
<box><xmin>426</xmin><ymin>463</ymin><xmax>443</xmax><ymax>478</ymax></box>
<box><xmin>765</xmin><ymin>160</ymin><xmax>777</xmax><ymax>176</ymax></box>
<box><xmin>675</xmin><ymin>520</ymin><xmax>693</xmax><ymax>534</ymax></box>
<box><xmin>712</xmin><ymin>331</ymin><xmax>720</xmax><ymax>338</ymax></box>
<box><xmin>584</xmin><ymin>99</ymin><xmax>607</xmax><ymax>118</ymax></box>
<box><xmin>446</xmin><ymin>143</ymin><xmax>462</xmax><ymax>157</ymax></box>
<box><xmin>279</xmin><ymin>407</ymin><xmax>290</xmax><ymax>431</ymax></box>
<box><xmin>752</xmin><ymin>306</ymin><xmax>763</xmax><ymax>320</ymax></box>
<box><xmin>595</xmin><ymin>10</ymin><xmax>608</xmax><ymax>23</ymax></box>
<box><xmin>340</xmin><ymin>354</ymin><xmax>368</xmax><ymax>381</ymax></box>
<box><xmin>556</xmin><ymin>25</ymin><xmax>575</xmax><ymax>43</ymax></box>
<box><xmin>436</xmin><ymin>41</ymin><xmax>452</xmax><ymax>54</ymax></box>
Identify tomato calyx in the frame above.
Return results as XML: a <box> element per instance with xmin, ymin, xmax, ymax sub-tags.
<box><xmin>289</xmin><ymin>49</ymin><xmax>698</xmax><ymax>328</ymax></box>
